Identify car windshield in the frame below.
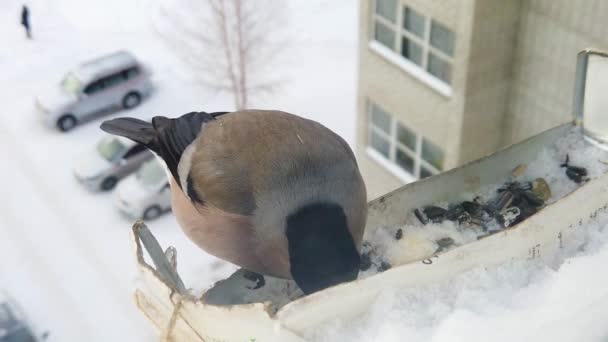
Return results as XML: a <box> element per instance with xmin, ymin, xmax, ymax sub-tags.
<box><xmin>97</xmin><ymin>137</ymin><xmax>127</xmax><ymax>162</ymax></box>
<box><xmin>136</xmin><ymin>160</ymin><xmax>166</xmax><ymax>187</ymax></box>
<box><xmin>61</xmin><ymin>72</ymin><xmax>81</xmax><ymax>95</ymax></box>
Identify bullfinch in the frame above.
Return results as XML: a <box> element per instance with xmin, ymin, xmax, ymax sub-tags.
<box><xmin>100</xmin><ymin>110</ymin><xmax>367</xmax><ymax>294</ymax></box>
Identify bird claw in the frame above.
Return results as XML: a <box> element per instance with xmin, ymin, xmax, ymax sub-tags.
<box><xmin>243</xmin><ymin>271</ymin><xmax>266</xmax><ymax>290</ymax></box>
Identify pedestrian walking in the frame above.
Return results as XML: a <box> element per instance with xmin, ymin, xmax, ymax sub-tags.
<box><xmin>21</xmin><ymin>5</ymin><xmax>31</xmax><ymax>39</ymax></box>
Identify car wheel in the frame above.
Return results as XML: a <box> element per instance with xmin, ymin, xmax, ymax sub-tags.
<box><xmin>57</xmin><ymin>114</ymin><xmax>77</xmax><ymax>132</ymax></box>
<box><xmin>122</xmin><ymin>92</ymin><xmax>141</xmax><ymax>109</ymax></box>
<box><xmin>143</xmin><ymin>205</ymin><xmax>162</xmax><ymax>220</ymax></box>
<box><xmin>100</xmin><ymin>177</ymin><xmax>118</xmax><ymax>191</ymax></box>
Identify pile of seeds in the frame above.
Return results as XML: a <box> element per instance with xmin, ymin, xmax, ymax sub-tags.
<box><xmin>415</xmin><ymin>177</ymin><xmax>551</xmax><ymax>233</ymax></box>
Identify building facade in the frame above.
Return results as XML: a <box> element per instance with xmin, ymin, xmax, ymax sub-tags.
<box><xmin>357</xmin><ymin>0</ymin><xmax>608</xmax><ymax>199</ymax></box>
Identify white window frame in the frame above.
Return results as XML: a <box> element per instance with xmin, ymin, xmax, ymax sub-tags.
<box><xmin>370</xmin><ymin>0</ymin><xmax>454</xmax><ymax>97</ymax></box>
<box><xmin>366</xmin><ymin>102</ymin><xmax>442</xmax><ymax>183</ymax></box>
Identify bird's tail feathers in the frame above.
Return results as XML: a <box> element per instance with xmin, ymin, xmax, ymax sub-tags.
<box><xmin>100</xmin><ymin>117</ymin><xmax>159</xmax><ymax>153</ymax></box>
<box><xmin>100</xmin><ymin>112</ymin><xmax>216</xmax><ymax>188</ymax></box>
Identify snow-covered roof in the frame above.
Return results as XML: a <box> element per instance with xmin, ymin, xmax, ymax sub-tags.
<box><xmin>75</xmin><ymin>50</ymin><xmax>138</xmax><ymax>83</ymax></box>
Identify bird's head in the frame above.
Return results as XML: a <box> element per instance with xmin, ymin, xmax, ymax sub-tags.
<box><xmin>99</xmin><ymin>112</ymin><xmax>218</xmax><ymax>200</ymax></box>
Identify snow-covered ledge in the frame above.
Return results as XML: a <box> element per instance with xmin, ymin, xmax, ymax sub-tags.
<box><xmin>366</xmin><ymin>147</ymin><xmax>416</xmax><ymax>185</ymax></box>
<box><xmin>368</xmin><ymin>41</ymin><xmax>453</xmax><ymax>98</ymax></box>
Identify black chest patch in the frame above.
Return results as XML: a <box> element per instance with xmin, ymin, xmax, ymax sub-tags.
<box><xmin>285</xmin><ymin>202</ymin><xmax>360</xmax><ymax>294</ymax></box>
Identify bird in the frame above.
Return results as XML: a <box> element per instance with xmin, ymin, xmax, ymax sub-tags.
<box><xmin>100</xmin><ymin>110</ymin><xmax>367</xmax><ymax>294</ymax></box>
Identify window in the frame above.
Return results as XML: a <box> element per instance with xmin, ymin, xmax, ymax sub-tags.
<box><xmin>61</xmin><ymin>72</ymin><xmax>81</xmax><ymax>95</ymax></box>
<box><xmin>97</xmin><ymin>136</ymin><xmax>127</xmax><ymax>161</ymax></box>
<box><xmin>375</xmin><ymin>0</ymin><xmax>397</xmax><ymax>22</ymax></box>
<box><xmin>374</xmin><ymin>21</ymin><xmax>395</xmax><ymax>49</ymax></box>
<box><xmin>122</xmin><ymin>66</ymin><xmax>140</xmax><ymax>80</ymax></box>
<box><xmin>422</xmin><ymin>136</ymin><xmax>444</xmax><ymax>170</ymax></box>
<box><xmin>403</xmin><ymin>7</ymin><xmax>424</xmax><ymax>37</ymax></box>
<box><xmin>83</xmin><ymin>79</ymin><xmax>105</xmax><ymax>95</ymax></box>
<box><xmin>430</xmin><ymin>20</ymin><xmax>454</xmax><ymax>56</ymax></box>
<box><xmin>371</xmin><ymin>1</ymin><xmax>455</xmax><ymax>86</ymax></box>
<box><xmin>102</xmin><ymin>72</ymin><xmax>125</xmax><ymax>88</ymax></box>
<box><xmin>367</xmin><ymin>102</ymin><xmax>444</xmax><ymax>180</ymax></box>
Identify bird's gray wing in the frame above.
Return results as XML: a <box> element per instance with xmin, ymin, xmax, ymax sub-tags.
<box><xmin>184</xmin><ymin>110</ymin><xmax>360</xmax><ymax>218</ymax></box>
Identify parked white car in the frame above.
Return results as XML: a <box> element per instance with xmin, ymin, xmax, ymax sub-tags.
<box><xmin>115</xmin><ymin>158</ymin><xmax>171</xmax><ymax>220</ymax></box>
<box><xmin>35</xmin><ymin>50</ymin><xmax>153</xmax><ymax>132</ymax></box>
<box><xmin>74</xmin><ymin>135</ymin><xmax>154</xmax><ymax>191</ymax></box>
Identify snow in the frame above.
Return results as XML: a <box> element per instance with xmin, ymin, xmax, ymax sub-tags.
<box><xmin>0</xmin><ymin>0</ymin><xmax>357</xmax><ymax>340</ymax></box>
<box><xmin>3</xmin><ymin>1</ymin><xmax>608</xmax><ymax>341</ymax></box>
<box><xmin>310</xmin><ymin>209</ymin><xmax>608</xmax><ymax>342</ymax></box>
<box><xmin>521</xmin><ymin>126</ymin><xmax>608</xmax><ymax>202</ymax></box>
<box><xmin>303</xmin><ymin>131</ymin><xmax>608</xmax><ymax>342</ymax></box>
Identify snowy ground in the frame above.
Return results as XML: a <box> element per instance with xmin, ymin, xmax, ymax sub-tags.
<box><xmin>0</xmin><ymin>0</ymin><xmax>356</xmax><ymax>340</ymax></box>
<box><xmin>2</xmin><ymin>1</ymin><xmax>608</xmax><ymax>342</ymax></box>
<box><xmin>311</xmin><ymin>210</ymin><xmax>608</xmax><ymax>342</ymax></box>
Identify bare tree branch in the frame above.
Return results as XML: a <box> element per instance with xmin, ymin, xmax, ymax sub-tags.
<box><xmin>154</xmin><ymin>0</ymin><xmax>287</xmax><ymax>110</ymax></box>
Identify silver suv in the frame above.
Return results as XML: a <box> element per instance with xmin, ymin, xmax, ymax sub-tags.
<box><xmin>73</xmin><ymin>135</ymin><xmax>154</xmax><ymax>191</ymax></box>
<box><xmin>35</xmin><ymin>50</ymin><xmax>153</xmax><ymax>132</ymax></box>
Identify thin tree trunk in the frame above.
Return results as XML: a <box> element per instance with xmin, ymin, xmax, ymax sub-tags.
<box><xmin>235</xmin><ymin>0</ymin><xmax>248</xmax><ymax>109</ymax></box>
<box><xmin>156</xmin><ymin>0</ymin><xmax>286</xmax><ymax>110</ymax></box>
<box><xmin>212</xmin><ymin>0</ymin><xmax>241</xmax><ymax>110</ymax></box>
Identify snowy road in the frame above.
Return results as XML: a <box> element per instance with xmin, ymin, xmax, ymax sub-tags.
<box><xmin>0</xmin><ymin>27</ymin><xmax>157</xmax><ymax>339</ymax></box>
<box><xmin>0</xmin><ymin>133</ymin><xmax>149</xmax><ymax>340</ymax></box>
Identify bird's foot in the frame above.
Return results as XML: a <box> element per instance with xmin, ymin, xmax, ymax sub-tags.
<box><xmin>243</xmin><ymin>270</ymin><xmax>266</xmax><ymax>290</ymax></box>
